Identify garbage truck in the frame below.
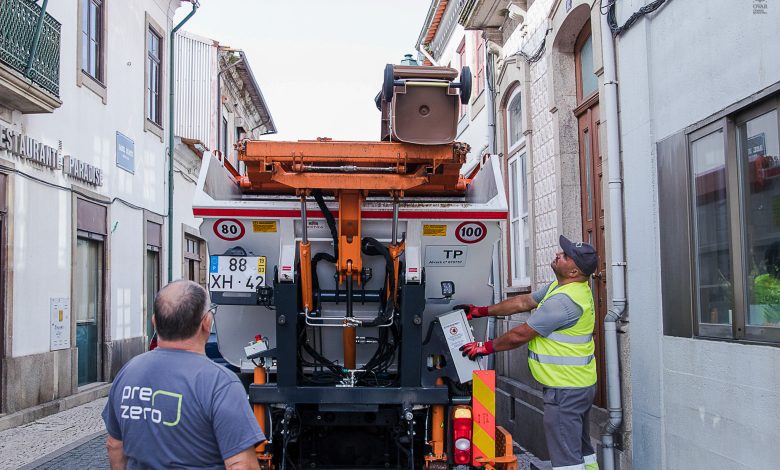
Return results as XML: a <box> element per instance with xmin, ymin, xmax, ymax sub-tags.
<box><xmin>193</xmin><ymin>64</ymin><xmax>517</xmax><ymax>469</ymax></box>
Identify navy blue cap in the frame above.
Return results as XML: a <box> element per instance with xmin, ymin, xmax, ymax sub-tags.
<box><xmin>559</xmin><ymin>235</ymin><xmax>598</xmax><ymax>276</ymax></box>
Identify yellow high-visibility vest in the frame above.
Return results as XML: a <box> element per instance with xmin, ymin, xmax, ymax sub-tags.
<box><xmin>527</xmin><ymin>280</ymin><xmax>597</xmax><ymax>388</ymax></box>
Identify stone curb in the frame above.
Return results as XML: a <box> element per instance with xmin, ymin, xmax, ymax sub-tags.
<box><xmin>0</xmin><ymin>383</ymin><xmax>111</xmax><ymax>433</ymax></box>
<box><xmin>17</xmin><ymin>430</ymin><xmax>107</xmax><ymax>470</ymax></box>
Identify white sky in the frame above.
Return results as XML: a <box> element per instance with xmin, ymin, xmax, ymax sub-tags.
<box><xmin>175</xmin><ymin>0</ymin><xmax>432</xmax><ymax>142</ymax></box>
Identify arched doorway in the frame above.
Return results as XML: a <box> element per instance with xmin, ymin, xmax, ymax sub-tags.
<box><xmin>574</xmin><ymin>21</ymin><xmax>607</xmax><ymax>406</ymax></box>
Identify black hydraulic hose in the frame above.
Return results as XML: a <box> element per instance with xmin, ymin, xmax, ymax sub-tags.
<box><xmin>360</xmin><ymin>237</ymin><xmax>395</xmax><ymax>328</ymax></box>
<box><xmin>310</xmin><ymin>190</ymin><xmax>339</xmax><ymax>303</ymax></box>
<box><xmin>313</xmin><ymin>190</ymin><xmax>338</xmax><ymax>259</ymax></box>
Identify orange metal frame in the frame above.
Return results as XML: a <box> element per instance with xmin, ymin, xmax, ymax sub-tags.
<box><xmin>237</xmin><ymin>139</ymin><xmax>471</xmax><ymax>195</ymax></box>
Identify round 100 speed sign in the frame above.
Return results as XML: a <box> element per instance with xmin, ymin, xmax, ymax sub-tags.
<box><xmin>455</xmin><ymin>221</ymin><xmax>487</xmax><ymax>244</ymax></box>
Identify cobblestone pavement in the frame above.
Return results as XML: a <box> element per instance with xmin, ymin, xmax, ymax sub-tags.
<box><xmin>0</xmin><ymin>395</ymin><xmax>551</xmax><ymax>470</ymax></box>
<box><xmin>23</xmin><ymin>432</ymin><xmax>109</xmax><ymax>470</ymax></box>
<box><xmin>0</xmin><ymin>398</ymin><xmax>108</xmax><ymax>470</ymax></box>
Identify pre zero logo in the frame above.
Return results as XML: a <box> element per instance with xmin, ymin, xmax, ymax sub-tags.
<box><xmin>213</xmin><ymin>218</ymin><xmax>245</xmax><ymax>241</ymax></box>
<box><xmin>455</xmin><ymin>221</ymin><xmax>487</xmax><ymax>244</ymax></box>
<box><xmin>119</xmin><ymin>386</ymin><xmax>182</xmax><ymax>427</ymax></box>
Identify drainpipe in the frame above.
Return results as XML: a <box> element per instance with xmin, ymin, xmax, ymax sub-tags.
<box><xmin>24</xmin><ymin>0</ymin><xmax>49</xmax><ymax>77</ymax></box>
<box><xmin>485</xmin><ymin>46</ymin><xmax>500</xmax><ymax>369</ymax></box>
<box><xmin>168</xmin><ymin>1</ymin><xmax>199</xmax><ymax>282</ymax></box>
<box><xmin>599</xmin><ymin>8</ymin><xmax>626</xmax><ymax>470</ymax></box>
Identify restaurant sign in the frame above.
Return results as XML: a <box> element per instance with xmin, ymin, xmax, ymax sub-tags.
<box><xmin>0</xmin><ymin>123</ymin><xmax>103</xmax><ymax>186</ymax></box>
<box><xmin>0</xmin><ymin>123</ymin><xmax>59</xmax><ymax>170</ymax></box>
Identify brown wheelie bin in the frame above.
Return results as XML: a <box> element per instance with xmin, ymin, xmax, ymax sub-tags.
<box><xmin>378</xmin><ymin>64</ymin><xmax>471</xmax><ymax>145</ymax></box>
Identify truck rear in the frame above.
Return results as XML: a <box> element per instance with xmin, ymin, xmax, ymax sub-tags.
<box><xmin>192</xmin><ymin>65</ymin><xmax>516</xmax><ymax>469</ymax></box>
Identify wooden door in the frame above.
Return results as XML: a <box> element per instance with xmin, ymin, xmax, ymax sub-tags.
<box><xmin>575</xmin><ymin>22</ymin><xmax>607</xmax><ymax>407</ymax></box>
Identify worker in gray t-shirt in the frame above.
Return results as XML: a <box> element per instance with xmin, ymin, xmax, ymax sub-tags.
<box><xmin>102</xmin><ymin>280</ymin><xmax>264</xmax><ymax>470</ymax></box>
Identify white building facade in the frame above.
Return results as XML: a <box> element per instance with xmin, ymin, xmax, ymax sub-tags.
<box><xmin>456</xmin><ymin>1</ymin><xmax>630</xmax><ymax>467</ymax></box>
<box><xmin>0</xmin><ymin>0</ymin><xmax>187</xmax><ymax>417</ymax></box>
<box><xmin>170</xmin><ymin>30</ymin><xmax>276</xmax><ymax>295</ymax></box>
<box><xmin>617</xmin><ymin>0</ymin><xmax>780</xmax><ymax>468</ymax></box>
<box><xmin>0</xmin><ymin>0</ymin><xmax>276</xmax><ymax>421</ymax></box>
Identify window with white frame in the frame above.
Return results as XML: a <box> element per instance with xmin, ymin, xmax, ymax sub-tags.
<box><xmin>506</xmin><ymin>88</ymin><xmax>530</xmax><ymax>285</ymax></box>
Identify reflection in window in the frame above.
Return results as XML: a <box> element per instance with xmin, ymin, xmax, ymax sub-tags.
<box><xmin>509</xmin><ymin>153</ymin><xmax>530</xmax><ymax>283</ymax></box>
<box><xmin>75</xmin><ymin>237</ymin><xmax>102</xmax><ymax>385</ymax></box>
<box><xmin>741</xmin><ymin>110</ymin><xmax>780</xmax><ymax>327</ymax></box>
<box><xmin>508</xmin><ymin>91</ymin><xmax>523</xmax><ymax>148</ymax></box>
<box><xmin>81</xmin><ymin>0</ymin><xmax>103</xmax><ymax>81</ymax></box>
<box><xmin>147</xmin><ymin>28</ymin><xmax>162</xmax><ymax>124</ymax></box>
<box><xmin>578</xmin><ymin>34</ymin><xmax>597</xmax><ymax>99</ymax></box>
<box><xmin>691</xmin><ymin>130</ymin><xmax>733</xmax><ymax>327</ymax></box>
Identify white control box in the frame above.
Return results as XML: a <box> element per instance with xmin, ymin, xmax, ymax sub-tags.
<box><xmin>438</xmin><ymin>309</ymin><xmax>485</xmax><ymax>383</ymax></box>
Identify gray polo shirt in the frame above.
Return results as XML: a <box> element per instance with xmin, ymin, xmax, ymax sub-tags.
<box><xmin>526</xmin><ymin>282</ymin><xmax>583</xmax><ymax>337</ymax></box>
<box><xmin>102</xmin><ymin>348</ymin><xmax>264</xmax><ymax>469</ymax></box>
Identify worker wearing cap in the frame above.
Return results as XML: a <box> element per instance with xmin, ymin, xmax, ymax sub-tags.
<box><xmin>457</xmin><ymin>235</ymin><xmax>599</xmax><ymax>470</ymax></box>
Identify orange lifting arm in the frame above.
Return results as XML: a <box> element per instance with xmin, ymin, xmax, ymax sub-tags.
<box><xmin>237</xmin><ymin>139</ymin><xmax>470</xmax><ymax>195</ymax></box>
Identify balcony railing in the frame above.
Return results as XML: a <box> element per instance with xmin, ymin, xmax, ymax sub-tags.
<box><xmin>0</xmin><ymin>0</ymin><xmax>61</xmax><ymax>96</ymax></box>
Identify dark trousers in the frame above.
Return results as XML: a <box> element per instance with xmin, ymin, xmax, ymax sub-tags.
<box><xmin>542</xmin><ymin>384</ymin><xmax>597</xmax><ymax>469</ymax></box>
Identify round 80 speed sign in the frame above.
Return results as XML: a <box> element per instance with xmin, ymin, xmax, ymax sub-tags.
<box><xmin>213</xmin><ymin>218</ymin><xmax>245</xmax><ymax>241</ymax></box>
<box><xmin>455</xmin><ymin>221</ymin><xmax>487</xmax><ymax>244</ymax></box>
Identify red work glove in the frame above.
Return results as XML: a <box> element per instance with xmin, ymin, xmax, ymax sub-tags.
<box><xmin>454</xmin><ymin>304</ymin><xmax>489</xmax><ymax>321</ymax></box>
<box><xmin>459</xmin><ymin>340</ymin><xmax>494</xmax><ymax>360</ymax></box>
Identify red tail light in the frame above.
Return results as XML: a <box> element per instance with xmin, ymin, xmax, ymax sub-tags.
<box><xmin>452</xmin><ymin>406</ymin><xmax>472</xmax><ymax>465</ymax></box>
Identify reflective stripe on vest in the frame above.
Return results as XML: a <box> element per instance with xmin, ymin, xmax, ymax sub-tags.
<box><xmin>528</xmin><ymin>351</ymin><xmax>594</xmax><ymax>366</ymax></box>
<box><xmin>527</xmin><ymin>280</ymin><xmax>597</xmax><ymax>388</ymax></box>
<box><xmin>546</xmin><ymin>332</ymin><xmax>593</xmax><ymax>344</ymax></box>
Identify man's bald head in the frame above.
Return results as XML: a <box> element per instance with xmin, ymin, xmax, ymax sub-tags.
<box><xmin>153</xmin><ymin>280</ymin><xmax>208</xmax><ymax>341</ymax></box>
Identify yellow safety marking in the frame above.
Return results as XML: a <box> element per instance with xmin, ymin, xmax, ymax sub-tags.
<box><xmin>252</xmin><ymin>220</ymin><xmax>277</xmax><ymax>233</ymax></box>
<box><xmin>472</xmin><ymin>372</ymin><xmax>496</xmax><ymax>413</ymax></box>
<box><xmin>472</xmin><ymin>370</ymin><xmax>496</xmax><ymax>465</ymax></box>
<box><xmin>423</xmin><ymin>224</ymin><xmax>447</xmax><ymax>236</ymax></box>
<box><xmin>472</xmin><ymin>421</ymin><xmax>495</xmax><ymax>458</ymax></box>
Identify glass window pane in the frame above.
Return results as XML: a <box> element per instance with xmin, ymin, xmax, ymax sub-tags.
<box><xmin>89</xmin><ymin>40</ymin><xmax>98</xmax><ymax>76</ymax></box>
<box><xmin>148</xmin><ymin>30</ymin><xmax>157</xmax><ymax>57</ymax></box>
<box><xmin>523</xmin><ymin>215</ymin><xmax>530</xmax><ymax>276</ymax></box>
<box><xmin>508</xmin><ymin>93</ymin><xmax>523</xmax><ymax>147</ymax></box>
<box><xmin>579</xmin><ymin>35</ymin><xmax>598</xmax><ymax>98</ymax></box>
<box><xmin>509</xmin><ymin>160</ymin><xmax>518</xmax><ymax>217</ymax></box>
<box><xmin>81</xmin><ymin>32</ymin><xmax>89</xmax><ymax>72</ymax></box>
<box><xmin>89</xmin><ymin>2</ymin><xmax>98</xmax><ymax>38</ymax></box>
<box><xmin>520</xmin><ymin>154</ymin><xmax>528</xmax><ymax>215</ymax></box>
<box><xmin>741</xmin><ymin>110</ymin><xmax>780</xmax><ymax>327</ymax></box>
<box><xmin>75</xmin><ymin>238</ymin><xmax>101</xmax><ymax>323</ymax></box>
<box><xmin>512</xmin><ymin>220</ymin><xmax>520</xmax><ymax>277</ymax></box>
<box><xmin>692</xmin><ymin>130</ymin><xmax>734</xmax><ymax>327</ymax></box>
<box><xmin>82</xmin><ymin>0</ymin><xmax>89</xmax><ymax>35</ymax></box>
<box><xmin>146</xmin><ymin>250</ymin><xmax>159</xmax><ymax>339</ymax></box>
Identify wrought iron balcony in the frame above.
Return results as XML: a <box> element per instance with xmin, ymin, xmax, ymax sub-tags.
<box><xmin>0</xmin><ymin>0</ymin><xmax>61</xmax><ymax>97</ymax></box>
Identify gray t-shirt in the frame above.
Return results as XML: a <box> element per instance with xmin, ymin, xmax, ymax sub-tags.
<box><xmin>526</xmin><ymin>282</ymin><xmax>583</xmax><ymax>337</ymax></box>
<box><xmin>102</xmin><ymin>348</ymin><xmax>264</xmax><ymax>469</ymax></box>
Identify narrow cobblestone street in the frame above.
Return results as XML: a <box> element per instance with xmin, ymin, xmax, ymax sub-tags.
<box><xmin>0</xmin><ymin>399</ymin><xmax>107</xmax><ymax>470</ymax></box>
<box><xmin>0</xmin><ymin>396</ymin><xmax>551</xmax><ymax>470</ymax></box>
